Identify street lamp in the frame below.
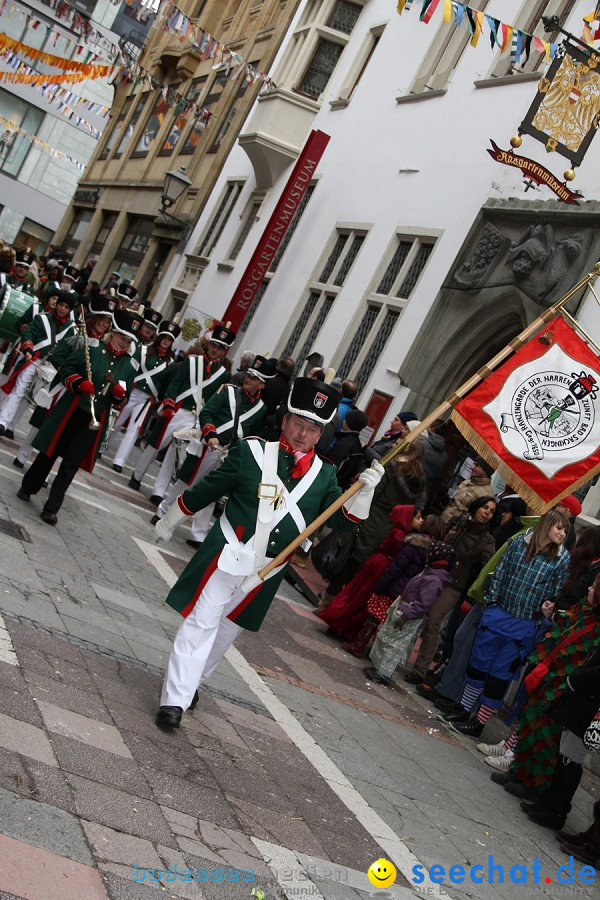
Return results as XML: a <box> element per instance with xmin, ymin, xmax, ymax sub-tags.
<box><xmin>160</xmin><ymin>166</ymin><xmax>192</xmax><ymax>217</ymax></box>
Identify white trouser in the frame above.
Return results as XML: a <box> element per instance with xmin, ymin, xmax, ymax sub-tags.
<box><xmin>0</xmin><ymin>366</ymin><xmax>35</xmax><ymax>428</ymax></box>
<box><xmin>157</xmin><ymin>446</ymin><xmax>221</xmax><ymax>519</ymax></box>
<box><xmin>133</xmin><ymin>408</ymin><xmax>195</xmax><ymax>482</ymax></box>
<box><xmin>16</xmin><ymin>425</ymin><xmax>38</xmax><ymax>464</ymax></box>
<box><xmin>160</xmin><ymin>568</ymin><xmax>244</xmax><ymax>709</ymax></box>
<box><xmin>191</xmin><ymin>504</ymin><xmax>216</xmax><ymax>542</ymax></box>
<box><xmin>112</xmin><ymin>388</ymin><xmax>151</xmax><ymax>468</ymax></box>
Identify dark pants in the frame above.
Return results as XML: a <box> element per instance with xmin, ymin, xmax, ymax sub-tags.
<box><xmin>22</xmin><ymin>408</ymin><xmax>97</xmax><ymax>515</ymax></box>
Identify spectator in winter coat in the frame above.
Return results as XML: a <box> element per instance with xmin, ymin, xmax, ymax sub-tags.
<box><xmin>364</xmin><ymin>410</ymin><xmax>418</xmax><ymax>462</ymax></box>
<box><xmin>365</xmin><ymin>541</ymin><xmax>458</xmax><ymax>685</ymax></box>
<box><xmin>336</xmin><ymin>380</ymin><xmax>358</xmax><ymax>430</ymax></box>
<box><xmin>328</xmin><ymin>409</ymin><xmax>368</xmax><ymax>489</ymax></box>
<box><xmin>419</xmin><ymin>420</ymin><xmax>448</xmax><ymax>501</ymax></box>
<box><xmin>441</xmin><ymin>457</ymin><xmax>494</xmax><ymax>524</ymax></box>
<box><xmin>554</xmin><ymin>526</ymin><xmax>600</xmax><ymax>611</ymax></box>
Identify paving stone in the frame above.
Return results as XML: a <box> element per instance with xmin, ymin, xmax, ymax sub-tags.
<box><xmin>36</xmin><ymin>701</ymin><xmax>133</xmax><ymax>759</ymax></box>
<box><xmin>0</xmin><ymin>712</ymin><xmax>57</xmax><ymax>767</ymax></box>
<box><xmin>144</xmin><ymin>769</ymin><xmax>238</xmax><ymax>829</ymax></box>
<box><xmin>125</xmin><ymin>639</ymin><xmax>170</xmax><ymax>669</ymax></box>
<box><xmin>96</xmin><ymin>873</ymin><xmax>162</xmax><ymax>899</ymax></box>
<box><xmin>49</xmin><ymin>734</ymin><xmax>152</xmax><ymax>799</ymax></box>
<box><xmin>0</xmin><ymin>681</ymin><xmax>45</xmax><ymax>729</ymax></box>
<box><xmin>70</xmin><ymin>774</ymin><xmax>177</xmax><ymax>847</ymax></box>
<box><xmin>25</xmin><ymin>674</ymin><xmax>113</xmax><ymax>724</ymax></box>
<box><xmin>91</xmin><ymin>583</ymin><xmax>152</xmax><ymax>617</ymax></box>
<box><xmin>0</xmin><ymin>746</ymin><xmax>77</xmax><ymax>815</ymax></box>
<box><xmin>0</xmin><ymin>832</ymin><xmax>107</xmax><ymax>900</ymax></box>
<box><xmin>0</xmin><ymin>662</ymin><xmax>26</xmax><ymax>693</ymax></box>
<box><xmin>59</xmin><ymin>615</ymin><xmax>135</xmax><ymax>656</ymax></box>
<box><xmin>0</xmin><ymin>786</ymin><xmax>93</xmax><ymax>864</ymax></box>
<box><xmin>227</xmin><ymin>796</ymin><xmax>329</xmax><ymax>858</ymax></box>
<box><xmin>5</xmin><ymin>622</ymin><xmax>86</xmax><ymax>667</ymax></box>
<box><xmin>82</xmin><ymin>820</ymin><xmax>163</xmax><ymax>878</ymax></box>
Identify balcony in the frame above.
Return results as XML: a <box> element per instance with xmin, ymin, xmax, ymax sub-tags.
<box><xmin>238</xmin><ymin>88</ymin><xmax>319</xmax><ymax>188</ymax></box>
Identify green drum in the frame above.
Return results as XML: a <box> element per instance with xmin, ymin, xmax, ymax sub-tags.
<box><xmin>0</xmin><ymin>285</ymin><xmax>33</xmax><ymax>342</ymax></box>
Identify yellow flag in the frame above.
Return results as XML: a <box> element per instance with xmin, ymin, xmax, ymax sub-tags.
<box><xmin>443</xmin><ymin>0</ymin><xmax>452</xmax><ymax>22</ymax></box>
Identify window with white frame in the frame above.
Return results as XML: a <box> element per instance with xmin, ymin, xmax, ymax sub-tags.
<box><xmin>194</xmin><ymin>180</ymin><xmax>245</xmax><ymax>258</ymax></box>
<box><xmin>276</xmin><ymin>0</ymin><xmax>366</xmax><ymax>101</ymax></box>
<box><xmin>240</xmin><ymin>183</ymin><xmax>316</xmax><ymax>333</ymax></box>
<box><xmin>334</xmin><ymin>23</ymin><xmax>386</xmax><ymax>104</ymax></box>
<box><xmin>406</xmin><ymin>0</ymin><xmax>490</xmax><ymax>95</ymax></box>
<box><xmin>485</xmin><ymin>0</ymin><xmax>578</xmax><ymax>79</ymax></box>
<box><xmin>225</xmin><ymin>193</ymin><xmax>264</xmax><ymax>262</ymax></box>
<box><xmin>281</xmin><ymin>227</ymin><xmax>367</xmax><ymax>367</ymax></box>
<box><xmin>335</xmin><ymin>232</ymin><xmax>437</xmax><ymax>382</ymax></box>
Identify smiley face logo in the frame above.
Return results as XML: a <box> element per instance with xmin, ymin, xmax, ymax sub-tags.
<box><xmin>367</xmin><ymin>858</ymin><xmax>397</xmax><ymax>888</ymax></box>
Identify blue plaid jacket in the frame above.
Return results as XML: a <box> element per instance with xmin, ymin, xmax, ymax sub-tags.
<box><xmin>485</xmin><ymin>532</ymin><xmax>569</xmax><ymax>620</ymax></box>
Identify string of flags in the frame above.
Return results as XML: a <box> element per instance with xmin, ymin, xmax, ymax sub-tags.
<box><xmin>396</xmin><ymin>1</ymin><xmax>563</xmax><ymax>63</ymax></box>
<box><xmin>0</xmin><ymin>33</ymin><xmax>116</xmax><ymax>75</ymax></box>
<box><xmin>0</xmin><ymin>113</ymin><xmax>86</xmax><ymax>170</ymax></box>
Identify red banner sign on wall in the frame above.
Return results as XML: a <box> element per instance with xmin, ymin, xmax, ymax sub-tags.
<box><xmin>222</xmin><ymin>129</ymin><xmax>330</xmax><ymax>332</ymax></box>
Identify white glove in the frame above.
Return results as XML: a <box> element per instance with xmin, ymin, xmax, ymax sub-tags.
<box><xmin>155</xmin><ymin>499</ymin><xmax>189</xmax><ymax>542</ymax></box>
<box><xmin>344</xmin><ymin>461</ymin><xmax>385</xmax><ymax>520</ymax></box>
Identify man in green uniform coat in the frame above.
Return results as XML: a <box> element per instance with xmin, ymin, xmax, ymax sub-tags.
<box><xmin>153</xmin><ymin>353</ymin><xmax>277</xmax><ymax>548</ymax></box>
<box><xmin>154</xmin><ymin>377</ymin><xmax>384</xmax><ymax>730</ymax></box>
<box><xmin>128</xmin><ymin>324</ymin><xmax>235</xmax><ymax>502</ymax></box>
<box><xmin>17</xmin><ymin>310</ymin><xmax>142</xmax><ymax>524</ymax></box>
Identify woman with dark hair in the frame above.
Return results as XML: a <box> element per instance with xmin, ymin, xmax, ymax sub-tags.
<box><xmin>554</xmin><ymin>526</ymin><xmax>600</xmax><ymax>612</ymax></box>
<box><xmin>404</xmin><ymin>496</ymin><xmax>498</xmax><ymax>684</ymax></box>
<box><xmin>491</xmin><ymin>497</ymin><xmax>527</xmax><ymax>549</ymax></box>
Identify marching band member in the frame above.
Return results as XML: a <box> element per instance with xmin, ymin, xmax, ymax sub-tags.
<box><xmin>17</xmin><ymin>311</ymin><xmax>142</xmax><ymax>524</ymax></box>
<box><xmin>128</xmin><ymin>324</ymin><xmax>234</xmax><ymax>503</ymax></box>
<box><xmin>110</xmin><ymin>320</ymin><xmax>180</xmax><ymax>473</ymax></box>
<box><xmin>152</xmin><ymin>354</ymin><xmax>276</xmax><ymax>547</ymax></box>
<box><xmin>153</xmin><ymin>377</ymin><xmax>385</xmax><ymax>730</ymax></box>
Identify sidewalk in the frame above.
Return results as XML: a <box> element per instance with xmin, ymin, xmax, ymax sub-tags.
<box><xmin>0</xmin><ymin>429</ymin><xmax>597</xmax><ymax>900</ymax></box>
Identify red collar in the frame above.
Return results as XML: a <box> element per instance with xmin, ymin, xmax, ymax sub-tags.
<box><xmin>242</xmin><ymin>386</ymin><xmax>260</xmax><ymax>403</ymax></box>
<box><xmin>279</xmin><ymin>435</ymin><xmax>314</xmax><ymax>478</ymax></box>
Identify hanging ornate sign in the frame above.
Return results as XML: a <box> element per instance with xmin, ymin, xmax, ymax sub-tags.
<box><xmin>486</xmin><ymin>140</ymin><xmax>583</xmax><ymax>204</ymax></box>
<box><xmin>516</xmin><ymin>42</ymin><xmax>600</xmax><ymax>178</ymax></box>
<box><xmin>451</xmin><ymin>316</ymin><xmax>600</xmax><ymax>510</ymax></box>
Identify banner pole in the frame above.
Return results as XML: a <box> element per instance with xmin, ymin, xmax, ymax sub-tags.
<box><xmin>256</xmin><ymin>263</ymin><xmax>600</xmax><ymax>582</ymax></box>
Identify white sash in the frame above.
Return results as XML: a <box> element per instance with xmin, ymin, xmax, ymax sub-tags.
<box><xmin>216</xmin><ymin>387</ymin><xmax>264</xmax><ymax>438</ymax></box>
<box><xmin>175</xmin><ymin>356</ymin><xmax>222</xmax><ymax>406</ymax></box>
<box><xmin>133</xmin><ymin>346</ymin><xmax>168</xmax><ymax>397</ymax></box>
<box><xmin>247</xmin><ymin>439</ymin><xmax>322</xmax><ymax>534</ymax></box>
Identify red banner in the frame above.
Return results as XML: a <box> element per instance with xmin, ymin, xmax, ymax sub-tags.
<box><xmin>486</xmin><ymin>140</ymin><xmax>583</xmax><ymax>205</ymax></box>
<box><xmin>451</xmin><ymin>317</ymin><xmax>600</xmax><ymax>511</ymax></box>
<box><xmin>222</xmin><ymin>129</ymin><xmax>330</xmax><ymax>332</ymax></box>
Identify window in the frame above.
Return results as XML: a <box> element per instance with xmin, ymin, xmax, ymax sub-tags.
<box><xmin>406</xmin><ymin>0</ymin><xmax>490</xmax><ymax>95</ymax></box>
<box><xmin>113</xmin><ymin>93</ymin><xmax>148</xmax><ymax>159</ymax></box>
<box><xmin>209</xmin><ymin>63</ymin><xmax>258</xmax><ymax>153</ymax></box>
<box><xmin>281</xmin><ymin>227</ymin><xmax>367</xmax><ymax>367</ymax></box>
<box><xmin>0</xmin><ymin>90</ymin><xmax>44</xmax><ymax>178</ymax></box>
<box><xmin>335</xmin><ymin>232</ymin><xmax>437</xmax><ymax>383</ymax></box>
<box><xmin>110</xmin><ymin>216</ymin><xmax>155</xmax><ymax>283</ymax></box>
<box><xmin>226</xmin><ymin>195</ymin><xmax>263</xmax><ymax>261</ymax></box>
<box><xmin>195</xmin><ymin>180</ymin><xmax>245</xmax><ymax>258</ymax></box>
<box><xmin>180</xmin><ymin>72</ymin><xmax>227</xmax><ymax>156</ymax></box>
<box><xmin>90</xmin><ymin>212</ymin><xmax>118</xmax><ymax>256</ymax></box>
<box><xmin>133</xmin><ymin>89</ymin><xmax>177</xmax><ymax>158</ymax></box>
<box><xmin>100</xmin><ymin>99</ymin><xmax>132</xmax><ymax>160</ymax></box>
<box><xmin>334</xmin><ymin>24</ymin><xmax>385</xmax><ymax>104</ymax></box>
<box><xmin>485</xmin><ymin>0</ymin><xmax>578</xmax><ymax>79</ymax></box>
<box><xmin>177</xmin><ymin>77</ymin><xmax>208</xmax><ymax>156</ymax></box>
<box><xmin>240</xmin><ymin>184</ymin><xmax>316</xmax><ymax>333</ymax></box>
<box><xmin>64</xmin><ymin>209</ymin><xmax>93</xmax><ymax>251</ymax></box>
<box><xmin>276</xmin><ymin>0</ymin><xmax>365</xmax><ymax>101</ymax></box>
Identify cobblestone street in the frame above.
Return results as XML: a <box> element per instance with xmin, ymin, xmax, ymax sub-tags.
<box><xmin>0</xmin><ymin>429</ymin><xmax>598</xmax><ymax>900</ymax></box>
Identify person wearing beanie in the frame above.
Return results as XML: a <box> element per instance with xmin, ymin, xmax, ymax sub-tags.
<box><xmin>327</xmin><ymin>408</ymin><xmax>369</xmax><ymax>490</ymax></box>
<box><xmin>364</xmin><ymin>410</ymin><xmax>418</xmax><ymax>462</ymax></box>
<box><xmin>17</xmin><ymin>311</ymin><xmax>142</xmax><ymax>524</ymax></box>
<box><xmin>441</xmin><ymin>456</ymin><xmax>495</xmax><ymax>525</ymax></box>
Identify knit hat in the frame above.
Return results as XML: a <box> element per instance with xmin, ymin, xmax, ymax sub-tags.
<box><xmin>558</xmin><ymin>494</ymin><xmax>582</xmax><ymax>517</ymax></box>
<box><xmin>405</xmin><ymin>419</ymin><xmax>429</xmax><ymax>439</ymax></box>
<box><xmin>474</xmin><ymin>456</ymin><xmax>494</xmax><ymax>477</ymax></box>
<box><xmin>345</xmin><ymin>409</ymin><xmax>368</xmax><ymax>432</ymax></box>
<box><xmin>397</xmin><ymin>410</ymin><xmax>418</xmax><ymax>424</ymax></box>
<box><xmin>426</xmin><ymin>540</ymin><xmax>457</xmax><ymax>571</ymax></box>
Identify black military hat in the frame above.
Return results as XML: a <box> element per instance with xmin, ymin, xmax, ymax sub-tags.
<box><xmin>247</xmin><ymin>355</ymin><xmax>277</xmax><ymax>382</ymax></box>
<box><xmin>63</xmin><ymin>264</ymin><xmax>80</xmax><ymax>281</ymax></box>
<box><xmin>14</xmin><ymin>249</ymin><xmax>34</xmax><ymax>267</ymax></box>
<box><xmin>56</xmin><ymin>290</ymin><xmax>80</xmax><ymax>310</ymax></box>
<box><xmin>287</xmin><ymin>377</ymin><xmax>339</xmax><ymax>426</ymax></box>
<box><xmin>157</xmin><ymin>320</ymin><xmax>181</xmax><ymax>340</ymax></box>
<box><xmin>117</xmin><ymin>282</ymin><xmax>138</xmax><ymax>302</ymax></box>
<box><xmin>208</xmin><ymin>323</ymin><xmax>236</xmax><ymax>348</ymax></box>
<box><xmin>143</xmin><ymin>308</ymin><xmax>162</xmax><ymax>329</ymax></box>
<box><xmin>112</xmin><ymin>310</ymin><xmax>143</xmax><ymax>342</ymax></box>
<box><xmin>88</xmin><ymin>295</ymin><xmax>117</xmax><ymax>317</ymax></box>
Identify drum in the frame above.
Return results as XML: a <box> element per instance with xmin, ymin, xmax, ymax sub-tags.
<box><xmin>0</xmin><ymin>285</ymin><xmax>34</xmax><ymax>342</ymax></box>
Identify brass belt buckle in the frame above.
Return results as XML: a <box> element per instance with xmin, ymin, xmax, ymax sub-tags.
<box><xmin>257</xmin><ymin>482</ymin><xmax>278</xmax><ymax>500</ymax></box>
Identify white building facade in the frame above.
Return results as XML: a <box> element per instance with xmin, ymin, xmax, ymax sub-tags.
<box><xmin>153</xmin><ymin>0</ymin><xmax>600</xmax><ymax>436</ymax></box>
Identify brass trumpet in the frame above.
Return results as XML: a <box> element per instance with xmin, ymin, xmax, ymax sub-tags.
<box><xmin>79</xmin><ymin>312</ymin><xmax>100</xmax><ymax>431</ymax></box>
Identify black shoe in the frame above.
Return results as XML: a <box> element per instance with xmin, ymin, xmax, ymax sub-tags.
<box><xmin>186</xmin><ymin>539</ymin><xmax>203</xmax><ymax>549</ymax></box>
<box><xmin>150</xmin><ymin>514</ymin><xmax>160</xmax><ymax>526</ymax></box>
<box><xmin>40</xmin><ymin>509</ymin><xmax>58</xmax><ymax>525</ymax></box>
<box><xmin>438</xmin><ymin>709</ymin><xmax>468</xmax><ymax>723</ymax></box>
<box><xmin>16</xmin><ymin>487</ymin><xmax>31</xmax><ymax>502</ymax></box>
<box><xmin>149</xmin><ymin>494</ymin><xmax>163</xmax><ymax>506</ymax></box>
<box><xmin>363</xmin><ymin>666</ymin><xmax>390</xmax><ymax>686</ymax></box>
<box><xmin>434</xmin><ymin>696</ymin><xmax>465</xmax><ymax>715</ymax></box>
<box><xmin>4</xmin><ymin>429</ymin><xmax>14</xmax><ymax>440</ymax></box>
<box><xmin>112</xmin><ymin>464</ymin><xmax>122</xmax><ymax>473</ymax></box>
<box><xmin>404</xmin><ymin>671</ymin><xmax>424</xmax><ymax>685</ymax></box>
<box><xmin>523</xmin><ymin>805</ymin><xmax>566</xmax><ymax>830</ymax></box>
<box><xmin>13</xmin><ymin>458</ymin><xmax>24</xmax><ymax>469</ymax></box>
<box><xmin>448</xmin><ymin>719</ymin><xmax>484</xmax><ymax>738</ymax></box>
<box><xmin>491</xmin><ymin>771</ymin><xmax>513</xmax><ymax>786</ymax></box>
<box><xmin>128</xmin><ymin>476</ymin><xmax>141</xmax><ymax>490</ymax></box>
<box><xmin>505</xmin><ymin>781</ymin><xmax>537</xmax><ymax>801</ymax></box>
<box><xmin>155</xmin><ymin>706</ymin><xmax>183</xmax><ymax>730</ymax></box>
<box><xmin>189</xmin><ymin>690</ymin><xmax>199</xmax><ymax>711</ymax></box>
<box><xmin>0</xmin><ymin>425</ymin><xmax>5</xmax><ymax>436</ymax></box>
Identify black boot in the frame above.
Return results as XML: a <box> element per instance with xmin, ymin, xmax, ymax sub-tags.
<box><xmin>524</xmin><ymin>755</ymin><xmax>582</xmax><ymax>830</ymax></box>
<box><xmin>558</xmin><ymin>800</ymin><xmax>600</xmax><ymax>845</ymax></box>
